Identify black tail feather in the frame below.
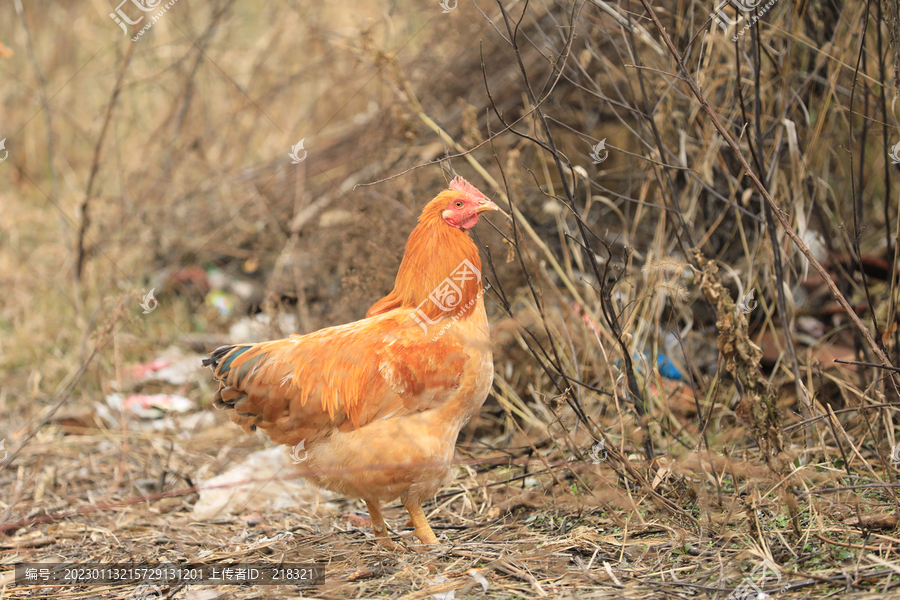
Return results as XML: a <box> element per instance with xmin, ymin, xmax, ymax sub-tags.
<box><xmin>202</xmin><ymin>344</ymin><xmax>236</xmax><ymax>369</ymax></box>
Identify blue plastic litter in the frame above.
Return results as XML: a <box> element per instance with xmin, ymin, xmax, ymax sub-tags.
<box><xmin>653</xmin><ymin>351</ymin><xmax>683</xmax><ymax>381</ymax></box>
<box><xmin>616</xmin><ymin>351</ymin><xmax>684</xmax><ymax>382</ymax></box>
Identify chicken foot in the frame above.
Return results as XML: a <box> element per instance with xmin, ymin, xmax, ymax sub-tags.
<box><xmin>403</xmin><ymin>503</ymin><xmax>438</xmax><ymax>544</ymax></box>
<box><xmin>364</xmin><ymin>499</ymin><xmax>401</xmax><ymax>550</ymax></box>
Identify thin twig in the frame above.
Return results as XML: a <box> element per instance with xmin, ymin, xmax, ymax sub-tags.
<box><xmin>74</xmin><ymin>41</ymin><xmax>137</xmax><ymax>281</ymax></box>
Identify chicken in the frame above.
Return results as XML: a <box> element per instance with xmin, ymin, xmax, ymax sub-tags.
<box><xmin>203</xmin><ymin>176</ymin><xmax>498</xmax><ymax>546</ymax></box>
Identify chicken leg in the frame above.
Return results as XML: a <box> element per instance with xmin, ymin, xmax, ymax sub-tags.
<box><xmin>403</xmin><ymin>503</ymin><xmax>438</xmax><ymax>544</ymax></box>
<box><xmin>364</xmin><ymin>499</ymin><xmax>401</xmax><ymax>550</ymax></box>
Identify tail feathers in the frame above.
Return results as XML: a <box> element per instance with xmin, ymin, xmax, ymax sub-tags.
<box><xmin>203</xmin><ymin>344</ymin><xmax>269</xmax><ymax>389</ymax></box>
<box><xmin>203</xmin><ymin>343</ymin><xmax>266</xmax><ymax>432</ymax></box>
<box><xmin>211</xmin><ymin>385</ymin><xmax>246</xmax><ymax>409</ymax></box>
<box><xmin>202</xmin><ymin>344</ymin><xmax>253</xmax><ymax>375</ymax></box>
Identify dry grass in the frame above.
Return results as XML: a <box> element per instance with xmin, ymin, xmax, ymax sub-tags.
<box><xmin>2</xmin><ymin>0</ymin><xmax>900</xmax><ymax>597</ymax></box>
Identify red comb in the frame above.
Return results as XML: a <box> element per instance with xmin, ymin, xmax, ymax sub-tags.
<box><xmin>448</xmin><ymin>176</ymin><xmax>487</xmax><ymax>201</ymax></box>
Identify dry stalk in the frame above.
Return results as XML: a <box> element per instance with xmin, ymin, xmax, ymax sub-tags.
<box><xmin>694</xmin><ymin>251</ymin><xmax>783</xmax><ymax>462</ymax></box>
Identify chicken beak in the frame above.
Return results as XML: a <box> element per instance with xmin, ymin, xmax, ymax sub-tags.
<box><xmin>474</xmin><ymin>200</ymin><xmax>501</xmax><ymax>214</ymax></box>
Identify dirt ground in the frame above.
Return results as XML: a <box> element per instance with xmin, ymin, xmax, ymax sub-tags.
<box><xmin>5</xmin><ymin>416</ymin><xmax>897</xmax><ymax>600</ymax></box>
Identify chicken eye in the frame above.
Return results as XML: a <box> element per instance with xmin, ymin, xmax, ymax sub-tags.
<box><xmin>455</xmin><ymin>201</ymin><xmax>464</xmax><ymax>208</ymax></box>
